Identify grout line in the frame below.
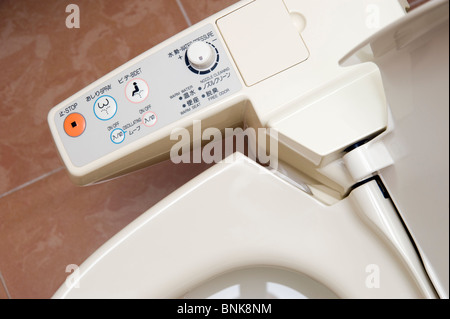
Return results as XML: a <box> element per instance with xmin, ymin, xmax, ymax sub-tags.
<box><xmin>0</xmin><ymin>166</ymin><xmax>65</xmax><ymax>201</ymax></box>
<box><xmin>176</xmin><ymin>0</ymin><xmax>192</xmax><ymax>27</ymax></box>
<box><xmin>0</xmin><ymin>271</ymin><xmax>12</xmax><ymax>299</ymax></box>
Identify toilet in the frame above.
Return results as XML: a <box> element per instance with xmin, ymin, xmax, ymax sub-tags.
<box><xmin>48</xmin><ymin>0</ymin><xmax>448</xmax><ymax>298</ymax></box>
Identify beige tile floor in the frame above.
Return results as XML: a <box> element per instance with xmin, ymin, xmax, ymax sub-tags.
<box><xmin>0</xmin><ymin>0</ymin><xmax>425</xmax><ymax>299</ymax></box>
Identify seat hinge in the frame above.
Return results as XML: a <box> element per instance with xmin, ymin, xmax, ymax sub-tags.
<box><xmin>343</xmin><ymin>140</ymin><xmax>394</xmax><ymax>182</ymax></box>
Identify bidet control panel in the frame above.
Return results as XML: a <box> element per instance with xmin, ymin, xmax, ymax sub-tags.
<box><xmin>50</xmin><ymin>24</ymin><xmax>241</xmax><ymax>168</ymax></box>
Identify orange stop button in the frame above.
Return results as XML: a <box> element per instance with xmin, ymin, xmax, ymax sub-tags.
<box><xmin>64</xmin><ymin>113</ymin><xmax>86</xmax><ymax>137</ymax></box>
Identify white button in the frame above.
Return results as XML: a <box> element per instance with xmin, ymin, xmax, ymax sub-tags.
<box><xmin>110</xmin><ymin>128</ymin><xmax>126</xmax><ymax>144</ymax></box>
<box><xmin>93</xmin><ymin>95</ymin><xmax>117</xmax><ymax>121</ymax></box>
<box><xmin>142</xmin><ymin>111</ymin><xmax>157</xmax><ymax>127</ymax></box>
<box><xmin>187</xmin><ymin>41</ymin><xmax>215</xmax><ymax>70</ymax></box>
<box><xmin>125</xmin><ymin>78</ymin><xmax>149</xmax><ymax>103</ymax></box>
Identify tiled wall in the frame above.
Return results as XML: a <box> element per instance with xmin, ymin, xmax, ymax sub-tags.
<box><xmin>0</xmin><ymin>0</ymin><xmax>427</xmax><ymax>299</ymax></box>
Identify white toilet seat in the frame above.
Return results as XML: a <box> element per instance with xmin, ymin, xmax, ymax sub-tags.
<box><xmin>54</xmin><ymin>153</ymin><xmax>434</xmax><ymax>298</ymax></box>
<box><xmin>182</xmin><ymin>266</ymin><xmax>339</xmax><ymax>299</ymax></box>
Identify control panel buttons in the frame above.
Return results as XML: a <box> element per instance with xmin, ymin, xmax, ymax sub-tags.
<box><xmin>110</xmin><ymin>128</ymin><xmax>126</xmax><ymax>144</ymax></box>
<box><xmin>125</xmin><ymin>78</ymin><xmax>149</xmax><ymax>103</ymax></box>
<box><xmin>142</xmin><ymin>111</ymin><xmax>157</xmax><ymax>127</ymax></box>
<box><xmin>53</xmin><ymin>24</ymin><xmax>241</xmax><ymax>169</ymax></box>
<box><xmin>94</xmin><ymin>95</ymin><xmax>117</xmax><ymax>121</ymax></box>
<box><xmin>64</xmin><ymin>113</ymin><xmax>86</xmax><ymax>137</ymax></box>
<box><xmin>187</xmin><ymin>41</ymin><xmax>215</xmax><ymax>70</ymax></box>
<box><xmin>185</xmin><ymin>41</ymin><xmax>219</xmax><ymax>74</ymax></box>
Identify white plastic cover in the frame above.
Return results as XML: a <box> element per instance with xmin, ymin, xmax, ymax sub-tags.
<box><xmin>340</xmin><ymin>0</ymin><xmax>449</xmax><ymax>298</ymax></box>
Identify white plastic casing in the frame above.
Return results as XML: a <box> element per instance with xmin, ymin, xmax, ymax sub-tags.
<box><xmin>48</xmin><ymin>0</ymin><xmax>449</xmax><ymax>299</ymax></box>
<box><xmin>48</xmin><ymin>0</ymin><xmax>406</xmax><ymax>186</ymax></box>
<box><xmin>341</xmin><ymin>0</ymin><xmax>449</xmax><ymax>297</ymax></box>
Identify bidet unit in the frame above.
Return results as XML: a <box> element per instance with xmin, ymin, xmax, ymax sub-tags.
<box><xmin>48</xmin><ymin>0</ymin><xmax>449</xmax><ymax>298</ymax></box>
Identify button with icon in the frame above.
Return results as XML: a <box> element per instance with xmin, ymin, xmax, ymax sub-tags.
<box><xmin>142</xmin><ymin>111</ymin><xmax>157</xmax><ymax>127</ymax></box>
<box><xmin>64</xmin><ymin>112</ymin><xmax>86</xmax><ymax>137</ymax></box>
<box><xmin>110</xmin><ymin>128</ymin><xmax>126</xmax><ymax>144</ymax></box>
<box><xmin>125</xmin><ymin>78</ymin><xmax>149</xmax><ymax>103</ymax></box>
<box><xmin>93</xmin><ymin>95</ymin><xmax>117</xmax><ymax>121</ymax></box>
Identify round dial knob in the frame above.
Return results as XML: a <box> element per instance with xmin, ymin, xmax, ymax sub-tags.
<box><xmin>186</xmin><ymin>41</ymin><xmax>216</xmax><ymax>70</ymax></box>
